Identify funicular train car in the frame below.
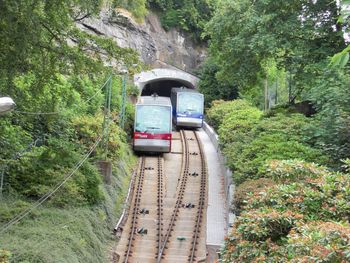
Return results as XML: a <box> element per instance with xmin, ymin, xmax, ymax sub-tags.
<box><xmin>170</xmin><ymin>87</ymin><xmax>204</xmax><ymax>128</ymax></box>
<box><xmin>133</xmin><ymin>95</ymin><xmax>172</xmax><ymax>153</ymax></box>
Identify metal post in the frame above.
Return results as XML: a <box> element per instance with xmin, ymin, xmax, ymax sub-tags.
<box><xmin>275</xmin><ymin>78</ymin><xmax>278</xmax><ymax>105</ymax></box>
<box><xmin>120</xmin><ymin>74</ymin><xmax>127</xmax><ymax>129</ymax></box>
<box><xmin>105</xmin><ymin>77</ymin><xmax>112</xmax><ymax>159</ymax></box>
<box><xmin>288</xmin><ymin>70</ymin><xmax>292</xmax><ymax>103</ymax></box>
<box><xmin>264</xmin><ymin>78</ymin><xmax>269</xmax><ymax>111</ymax></box>
<box><xmin>0</xmin><ymin>166</ymin><xmax>5</xmax><ymax>199</ymax></box>
<box><xmin>101</xmin><ymin>75</ymin><xmax>112</xmax><ymax>160</ymax></box>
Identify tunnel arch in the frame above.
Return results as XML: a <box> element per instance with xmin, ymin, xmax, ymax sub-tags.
<box><xmin>134</xmin><ymin>68</ymin><xmax>199</xmax><ymax>97</ymax></box>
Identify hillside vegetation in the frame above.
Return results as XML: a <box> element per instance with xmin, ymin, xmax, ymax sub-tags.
<box><xmin>207</xmin><ymin>100</ymin><xmax>350</xmax><ymax>262</ymax></box>
<box><xmin>201</xmin><ymin>0</ymin><xmax>350</xmax><ymax>261</ymax></box>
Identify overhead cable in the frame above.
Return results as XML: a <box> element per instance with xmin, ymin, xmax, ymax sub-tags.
<box><xmin>0</xmin><ymin>136</ymin><xmax>102</xmax><ymax>235</ymax></box>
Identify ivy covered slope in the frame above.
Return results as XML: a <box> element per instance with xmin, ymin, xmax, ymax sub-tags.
<box><xmin>148</xmin><ymin>0</ymin><xmax>217</xmax><ymax>42</ymax></box>
<box><xmin>0</xmin><ymin>1</ymin><xmax>142</xmax><ymax>262</ymax></box>
<box><xmin>207</xmin><ymin>100</ymin><xmax>350</xmax><ymax>262</ymax></box>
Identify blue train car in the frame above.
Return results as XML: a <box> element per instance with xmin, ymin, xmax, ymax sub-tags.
<box><xmin>170</xmin><ymin>87</ymin><xmax>204</xmax><ymax>128</ymax></box>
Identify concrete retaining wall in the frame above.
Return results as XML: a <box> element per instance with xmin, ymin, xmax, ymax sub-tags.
<box><xmin>202</xmin><ymin>122</ymin><xmax>233</xmax><ymax>201</ymax></box>
<box><xmin>203</xmin><ymin>122</ymin><xmax>235</xmax><ymax>229</ymax></box>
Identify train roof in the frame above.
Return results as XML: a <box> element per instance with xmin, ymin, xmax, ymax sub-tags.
<box><xmin>136</xmin><ymin>95</ymin><xmax>171</xmax><ymax>106</ymax></box>
<box><xmin>171</xmin><ymin>87</ymin><xmax>201</xmax><ymax>94</ymax></box>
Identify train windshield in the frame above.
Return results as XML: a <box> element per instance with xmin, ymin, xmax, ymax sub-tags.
<box><xmin>177</xmin><ymin>93</ymin><xmax>204</xmax><ymax>114</ymax></box>
<box><xmin>135</xmin><ymin>105</ymin><xmax>171</xmax><ymax>133</ymax></box>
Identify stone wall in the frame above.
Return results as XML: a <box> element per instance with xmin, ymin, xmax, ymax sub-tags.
<box><xmin>77</xmin><ymin>10</ymin><xmax>206</xmax><ymax>73</ymax></box>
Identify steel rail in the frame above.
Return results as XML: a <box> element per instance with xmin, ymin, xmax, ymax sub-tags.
<box><xmin>188</xmin><ymin>131</ymin><xmax>207</xmax><ymax>262</ymax></box>
<box><xmin>124</xmin><ymin>157</ymin><xmax>146</xmax><ymax>262</ymax></box>
<box><xmin>156</xmin><ymin>156</ymin><xmax>164</xmax><ymax>262</ymax></box>
<box><xmin>158</xmin><ymin>129</ymin><xmax>190</xmax><ymax>261</ymax></box>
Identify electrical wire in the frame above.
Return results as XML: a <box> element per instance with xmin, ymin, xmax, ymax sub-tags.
<box><xmin>13</xmin><ymin>110</ymin><xmax>59</xmax><ymax>115</ymax></box>
<box><xmin>82</xmin><ymin>75</ymin><xmax>112</xmax><ymax>104</ymax></box>
<box><xmin>0</xmin><ymin>76</ymin><xmax>115</xmax><ymax>235</ymax></box>
<box><xmin>0</xmin><ymin>135</ymin><xmax>102</xmax><ymax>235</ymax></box>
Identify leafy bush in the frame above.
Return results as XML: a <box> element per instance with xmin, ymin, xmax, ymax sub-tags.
<box><xmin>237</xmin><ymin>209</ymin><xmax>302</xmax><ymax>242</ymax></box>
<box><xmin>231</xmin><ymin>135</ymin><xmax>325</xmax><ymax>184</ymax></box>
<box><xmin>0</xmin><ymin>120</ymin><xmax>32</xmax><ymax>161</ymax></box>
<box><xmin>218</xmin><ymin>107</ymin><xmax>262</xmax><ymax>147</ymax></box>
<box><xmin>253</xmin><ymin>113</ymin><xmax>310</xmax><ymax>141</ymax></box>
<box><xmin>0</xmin><ymin>249</ymin><xmax>11</xmax><ymax>263</ymax></box>
<box><xmin>207</xmin><ymin>100</ymin><xmax>328</xmax><ymax>184</ymax></box>
<box><xmin>306</xmin><ymin>69</ymin><xmax>350</xmax><ymax>168</ymax></box>
<box><xmin>285</xmin><ymin>221</ymin><xmax>350</xmax><ymax>263</ymax></box>
<box><xmin>206</xmin><ymin>99</ymin><xmax>260</xmax><ymax>130</ymax></box>
<box><xmin>221</xmin><ymin>220</ymin><xmax>350</xmax><ymax>263</ymax></box>
<box><xmin>6</xmin><ymin>137</ymin><xmax>103</xmax><ymax>206</ymax></box>
<box><xmin>220</xmin><ymin>209</ymin><xmax>303</xmax><ymax>263</ymax></box>
<box><xmin>266</xmin><ymin>159</ymin><xmax>329</xmax><ymax>182</ymax></box>
<box><xmin>221</xmin><ymin>160</ymin><xmax>350</xmax><ymax>262</ymax></box>
<box><xmin>233</xmin><ymin>178</ymin><xmax>274</xmax><ymax>215</ymax></box>
<box><xmin>244</xmin><ymin>163</ymin><xmax>350</xmax><ymax>222</ymax></box>
<box><xmin>215</xmin><ymin>107</ymin><xmax>327</xmax><ymax>184</ymax></box>
<box><xmin>71</xmin><ymin>113</ymin><xmax>130</xmax><ymax>160</ymax></box>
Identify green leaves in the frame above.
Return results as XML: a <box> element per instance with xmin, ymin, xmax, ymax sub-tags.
<box><xmin>208</xmin><ymin>99</ymin><xmax>327</xmax><ymax>184</ymax></box>
<box><xmin>330</xmin><ymin>45</ymin><xmax>350</xmax><ymax>69</ymax></box>
<box><xmin>221</xmin><ymin>158</ymin><xmax>350</xmax><ymax>262</ymax></box>
<box><xmin>148</xmin><ymin>0</ymin><xmax>216</xmax><ymax>41</ymax></box>
<box><xmin>205</xmin><ymin>0</ymin><xmax>346</xmax><ymax>96</ymax></box>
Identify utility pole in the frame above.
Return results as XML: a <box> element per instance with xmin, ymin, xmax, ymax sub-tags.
<box><xmin>119</xmin><ymin>72</ymin><xmax>128</xmax><ymax>129</ymax></box>
<box><xmin>288</xmin><ymin>70</ymin><xmax>292</xmax><ymax>104</ymax></box>
<box><xmin>101</xmin><ymin>76</ymin><xmax>112</xmax><ymax>160</ymax></box>
<box><xmin>275</xmin><ymin>78</ymin><xmax>278</xmax><ymax>105</ymax></box>
<box><xmin>264</xmin><ymin>78</ymin><xmax>269</xmax><ymax>111</ymax></box>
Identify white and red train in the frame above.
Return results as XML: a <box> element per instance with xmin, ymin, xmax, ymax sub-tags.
<box><xmin>133</xmin><ymin>95</ymin><xmax>172</xmax><ymax>153</ymax></box>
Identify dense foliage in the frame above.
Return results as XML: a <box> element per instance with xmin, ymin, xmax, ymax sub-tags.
<box><xmin>204</xmin><ymin>0</ymin><xmax>345</xmax><ymax>94</ymax></box>
<box><xmin>200</xmin><ymin>0</ymin><xmax>350</xmax><ymax>261</ymax></box>
<box><xmin>200</xmin><ymin>0</ymin><xmax>350</xmax><ymax>164</ymax></box>
<box><xmin>207</xmin><ymin>100</ymin><xmax>349</xmax><ymax>261</ymax></box>
<box><xmin>220</xmin><ymin>160</ymin><xmax>350</xmax><ymax>263</ymax></box>
<box><xmin>305</xmin><ymin>69</ymin><xmax>350</xmax><ymax>166</ymax></box>
<box><xmin>197</xmin><ymin>59</ymin><xmax>238</xmax><ymax>107</ymax></box>
<box><xmin>207</xmin><ymin>100</ymin><xmax>327</xmax><ymax>184</ymax></box>
<box><xmin>148</xmin><ymin>0</ymin><xmax>216</xmax><ymax>41</ymax></box>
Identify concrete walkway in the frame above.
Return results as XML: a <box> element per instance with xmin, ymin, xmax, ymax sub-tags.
<box><xmin>197</xmin><ymin>129</ymin><xmax>227</xmax><ymax>261</ymax></box>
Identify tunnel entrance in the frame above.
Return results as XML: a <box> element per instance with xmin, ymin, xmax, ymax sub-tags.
<box><xmin>141</xmin><ymin>80</ymin><xmax>192</xmax><ymax>97</ymax></box>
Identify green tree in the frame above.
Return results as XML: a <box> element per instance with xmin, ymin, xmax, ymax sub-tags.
<box><xmin>0</xmin><ymin>0</ymin><xmax>139</xmax><ymax>93</ymax></box>
<box><xmin>148</xmin><ymin>0</ymin><xmax>217</xmax><ymax>41</ymax></box>
<box><xmin>205</xmin><ymin>0</ymin><xmax>345</xmax><ymax>98</ymax></box>
<box><xmin>197</xmin><ymin>58</ymin><xmax>238</xmax><ymax>107</ymax></box>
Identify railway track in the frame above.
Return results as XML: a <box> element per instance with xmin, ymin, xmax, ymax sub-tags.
<box><xmin>115</xmin><ymin>130</ymin><xmax>207</xmax><ymax>263</ymax></box>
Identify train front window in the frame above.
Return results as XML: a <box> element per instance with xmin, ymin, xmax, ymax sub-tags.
<box><xmin>178</xmin><ymin>93</ymin><xmax>203</xmax><ymax>114</ymax></box>
<box><xmin>135</xmin><ymin>105</ymin><xmax>171</xmax><ymax>133</ymax></box>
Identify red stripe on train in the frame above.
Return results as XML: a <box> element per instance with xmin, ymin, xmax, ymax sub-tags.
<box><xmin>134</xmin><ymin>132</ymin><xmax>172</xmax><ymax>140</ymax></box>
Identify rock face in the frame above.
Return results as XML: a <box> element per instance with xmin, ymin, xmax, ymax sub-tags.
<box><xmin>77</xmin><ymin>10</ymin><xmax>206</xmax><ymax>73</ymax></box>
